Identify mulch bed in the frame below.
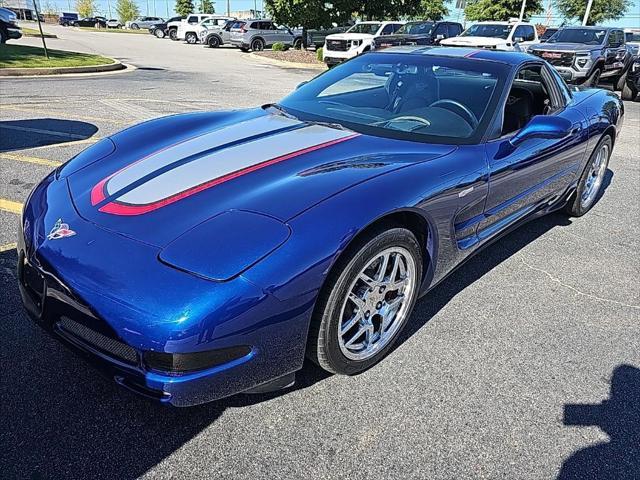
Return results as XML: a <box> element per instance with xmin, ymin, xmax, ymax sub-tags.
<box><xmin>254</xmin><ymin>49</ymin><xmax>322</xmax><ymax>65</ymax></box>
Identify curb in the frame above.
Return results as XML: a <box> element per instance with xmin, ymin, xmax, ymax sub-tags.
<box><xmin>24</xmin><ymin>33</ymin><xmax>58</xmax><ymax>38</ymax></box>
<box><xmin>0</xmin><ymin>60</ymin><xmax>126</xmax><ymax>77</ymax></box>
<box><xmin>249</xmin><ymin>52</ymin><xmax>326</xmax><ymax>71</ymax></box>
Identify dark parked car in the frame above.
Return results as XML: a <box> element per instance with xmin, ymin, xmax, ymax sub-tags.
<box><xmin>149</xmin><ymin>16</ymin><xmax>184</xmax><ymax>38</ymax></box>
<box><xmin>0</xmin><ymin>7</ymin><xmax>21</xmax><ymax>43</ymax></box>
<box><xmin>303</xmin><ymin>25</ymin><xmax>350</xmax><ymax>49</ymax></box>
<box><xmin>529</xmin><ymin>27</ymin><xmax>632</xmax><ymax>88</ymax></box>
<box><xmin>539</xmin><ymin>27</ymin><xmax>558</xmax><ymax>42</ymax></box>
<box><xmin>58</xmin><ymin>12</ymin><xmax>78</xmax><ymax>26</ymax></box>
<box><xmin>372</xmin><ymin>21</ymin><xmax>463</xmax><ymax>49</ymax></box>
<box><xmin>622</xmin><ymin>56</ymin><xmax>639</xmax><ymax>100</ymax></box>
<box><xmin>71</xmin><ymin>16</ymin><xmax>108</xmax><ymax>28</ymax></box>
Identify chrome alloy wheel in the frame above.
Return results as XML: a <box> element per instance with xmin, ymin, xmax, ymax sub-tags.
<box><xmin>581</xmin><ymin>142</ymin><xmax>609</xmax><ymax>209</ymax></box>
<box><xmin>338</xmin><ymin>247</ymin><xmax>417</xmax><ymax>361</ymax></box>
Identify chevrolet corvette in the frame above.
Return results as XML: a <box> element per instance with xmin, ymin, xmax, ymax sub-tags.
<box><xmin>18</xmin><ymin>47</ymin><xmax>624</xmax><ymax>406</ymax></box>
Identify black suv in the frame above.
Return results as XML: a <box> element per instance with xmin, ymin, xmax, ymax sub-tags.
<box><xmin>70</xmin><ymin>16</ymin><xmax>108</xmax><ymax>28</ymax></box>
<box><xmin>0</xmin><ymin>7</ymin><xmax>21</xmax><ymax>43</ymax></box>
<box><xmin>529</xmin><ymin>26</ymin><xmax>632</xmax><ymax>88</ymax></box>
<box><xmin>372</xmin><ymin>21</ymin><xmax>463</xmax><ymax>49</ymax></box>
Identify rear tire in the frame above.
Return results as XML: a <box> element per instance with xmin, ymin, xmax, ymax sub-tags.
<box><xmin>615</xmin><ymin>70</ymin><xmax>628</xmax><ymax>91</ymax></box>
<box><xmin>154</xmin><ymin>28</ymin><xmax>165</xmax><ymax>38</ymax></box>
<box><xmin>307</xmin><ymin>227</ymin><xmax>422</xmax><ymax>375</ymax></box>
<box><xmin>293</xmin><ymin>37</ymin><xmax>302</xmax><ymax>49</ymax></box>
<box><xmin>169</xmin><ymin>28</ymin><xmax>177</xmax><ymax>40</ymax></box>
<box><xmin>207</xmin><ymin>35</ymin><xmax>220</xmax><ymax>48</ymax></box>
<box><xmin>251</xmin><ymin>38</ymin><xmax>264</xmax><ymax>51</ymax></box>
<box><xmin>185</xmin><ymin>32</ymin><xmax>197</xmax><ymax>44</ymax></box>
<box><xmin>565</xmin><ymin>135</ymin><xmax>612</xmax><ymax>217</ymax></box>
<box><xmin>131</xmin><ymin>23</ymin><xmax>139</xmax><ymax>30</ymax></box>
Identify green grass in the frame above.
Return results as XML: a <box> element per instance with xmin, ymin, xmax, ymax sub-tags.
<box><xmin>0</xmin><ymin>45</ymin><xmax>115</xmax><ymax>69</ymax></box>
<box><xmin>21</xmin><ymin>27</ymin><xmax>57</xmax><ymax>38</ymax></box>
<box><xmin>79</xmin><ymin>27</ymin><xmax>149</xmax><ymax>34</ymax></box>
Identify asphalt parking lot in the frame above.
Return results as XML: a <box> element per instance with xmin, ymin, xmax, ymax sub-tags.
<box><xmin>1</xmin><ymin>25</ymin><xmax>639</xmax><ymax>480</ymax></box>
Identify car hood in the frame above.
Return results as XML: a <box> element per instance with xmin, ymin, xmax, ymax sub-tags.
<box><xmin>441</xmin><ymin>36</ymin><xmax>507</xmax><ymax>46</ymax></box>
<box><xmin>326</xmin><ymin>33</ymin><xmax>374</xmax><ymax>41</ymax></box>
<box><xmin>64</xmin><ymin>109</ymin><xmax>455</xmax><ymax>248</ymax></box>
<box><xmin>530</xmin><ymin>42</ymin><xmax>600</xmax><ymax>52</ymax></box>
<box><xmin>375</xmin><ymin>34</ymin><xmax>433</xmax><ymax>44</ymax></box>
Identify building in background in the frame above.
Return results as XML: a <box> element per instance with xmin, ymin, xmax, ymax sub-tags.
<box><xmin>229</xmin><ymin>9</ymin><xmax>262</xmax><ymax>19</ymax></box>
<box><xmin>0</xmin><ymin>0</ymin><xmax>38</xmax><ymax>20</ymax></box>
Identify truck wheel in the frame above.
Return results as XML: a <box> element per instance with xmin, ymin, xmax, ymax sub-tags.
<box><xmin>169</xmin><ymin>28</ymin><xmax>177</xmax><ymax>40</ymax></box>
<box><xmin>293</xmin><ymin>37</ymin><xmax>302</xmax><ymax>49</ymax></box>
<box><xmin>583</xmin><ymin>68</ymin><xmax>601</xmax><ymax>87</ymax></box>
<box><xmin>251</xmin><ymin>38</ymin><xmax>265</xmax><ymax>51</ymax></box>
<box><xmin>155</xmin><ymin>28</ymin><xmax>165</xmax><ymax>38</ymax></box>
<box><xmin>621</xmin><ymin>81</ymin><xmax>638</xmax><ymax>101</ymax></box>
<box><xmin>185</xmin><ymin>32</ymin><xmax>197</xmax><ymax>44</ymax></box>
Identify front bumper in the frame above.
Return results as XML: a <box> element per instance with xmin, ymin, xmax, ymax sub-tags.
<box><xmin>323</xmin><ymin>49</ymin><xmax>357</xmax><ymax>64</ymax></box>
<box><xmin>553</xmin><ymin>66</ymin><xmax>588</xmax><ymax>82</ymax></box>
<box><xmin>6</xmin><ymin>26</ymin><xmax>22</xmax><ymax>40</ymax></box>
<box><xmin>17</xmin><ymin>174</ymin><xmax>310</xmax><ymax>406</ymax></box>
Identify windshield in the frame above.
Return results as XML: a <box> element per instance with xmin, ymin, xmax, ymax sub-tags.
<box><xmin>461</xmin><ymin>24</ymin><xmax>511</xmax><ymax>39</ymax></box>
<box><xmin>396</xmin><ymin>22</ymin><xmax>434</xmax><ymax>35</ymax></box>
<box><xmin>347</xmin><ymin>23</ymin><xmax>382</xmax><ymax>35</ymax></box>
<box><xmin>548</xmin><ymin>28</ymin><xmax>607</xmax><ymax>45</ymax></box>
<box><xmin>277</xmin><ymin>53</ymin><xmax>506</xmax><ymax>144</ymax></box>
<box><xmin>540</xmin><ymin>28</ymin><xmax>557</xmax><ymax>40</ymax></box>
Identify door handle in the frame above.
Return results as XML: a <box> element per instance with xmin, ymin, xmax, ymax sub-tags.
<box><xmin>570</xmin><ymin>126</ymin><xmax>582</xmax><ymax>135</ymax></box>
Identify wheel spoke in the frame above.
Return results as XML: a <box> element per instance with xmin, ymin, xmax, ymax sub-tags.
<box><xmin>344</xmin><ymin>326</ymin><xmax>368</xmax><ymax>349</ymax></box>
<box><xmin>340</xmin><ymin>311</ymin><xmax>362</xmax><ymax>335</ymax></box>
<box><xmin>359</xmin><ymin>272</ymin><xmax>376</xmax><ymax>289</ymax></box>
<box><xmin>381</xmin><ymin>295</ymin><xmax>403</xmax><ymax>331</ymax></box>
<box><xmin>376</xmin><ymin>253</ymin><xmax>390</xmax><ymax>281</ymax></box>
<box><xmin>348</xmin><ymin>292</ymin><xmax>365</xmax><ymax>310</ymax></box>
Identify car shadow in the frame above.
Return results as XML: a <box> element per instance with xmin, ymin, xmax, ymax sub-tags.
<box><xmin>0</xmin><ymin>119</ymin><xmax>99</xmax><ymax>152</ymax></box>
<box><xmin>0</xmin><ymin>172</ymin><xmax>614</xmax><ymax>479</ymax></box>
<box><xmin>558</xmin><ymin>364</ymin><xmax>639</xmax><ymax>479</ymax></box>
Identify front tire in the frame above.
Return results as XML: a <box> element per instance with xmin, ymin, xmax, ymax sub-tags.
<box><xmin>565</xmin><ymin>135</ymin><xmax>612</xmax><ymax>217</ymax></box>
<box><xmin>307</xmin><ymin>227</ymin><xmax>422</xmax><ymax>375</ymax></box>
<box><xmin>169</xmin><ymin>28</ymin><xmax>177</xmax><ymax>40</ymax></box>
<box><xmin>131</xmin><ymin>23</ymin><xmax>139</xmax><ymax>30</ymax></box>
<box><xmin>207</xmin><ymin>35</ymin><xmax>220</xmax><ymax>48</ymax></box>
<box><xmin>154</xmin><ymin>28</ymin><xmax>165</xmax><ymax>38</ymax></box>
<box><xmin>185</xmin><ymin>32</ymin><xmax>197</xmax><ymax>44</ymax></box>
<box><xmin>582</xmin><ymin>67</ymin><xmax>601</xmax><ymax>87</ymax></box>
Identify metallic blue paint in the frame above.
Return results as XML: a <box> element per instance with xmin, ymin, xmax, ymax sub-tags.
<box><xmin>18</xmin><ymin>49</ymin><xmax>624</xmax><ymax>406</ymax></box>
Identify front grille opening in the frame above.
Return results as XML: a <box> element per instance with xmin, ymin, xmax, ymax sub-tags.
<box><xmin>57</xmin><ymin>316</ymin><xmax>138</xmax><ymax>365</ymax></box>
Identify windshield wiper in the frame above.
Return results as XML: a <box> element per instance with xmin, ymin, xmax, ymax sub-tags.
<box><xmin>263</xmin><ymin>103</ymin><xmax>298</xmax><ymax>120</ymax></box>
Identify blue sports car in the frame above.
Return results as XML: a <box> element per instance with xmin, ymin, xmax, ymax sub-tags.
<box><xmin>18</xmin><ymin>47</ymin><xmax>624</xmax><ymax>406</ymax></box>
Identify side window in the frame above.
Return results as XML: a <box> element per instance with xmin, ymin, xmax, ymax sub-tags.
<box><xmin>434</xmin><ymin>23</ymin><xmax>448</xmax><ymax>37</ymax></box>
<box><xmin>187</xmin><ymin>16</ymin><xmax>198</xmax><ymax>24</ymax></box>
<box><xmin>249</xmin><ymin>22</ymin><xmax>260</xmax><ymax>29</ymax></box>
<box><xmin>547</xmin><ymin>66</ymin><xmax>572</xmax><ymax>105</ymax></box>
<box><xmin>392</xmin><ymin>24</ymin><xmax>403</xmax><ymax>33</ymax></box>
<box><xmin>502</xmin><ymin>65</ymin><xmax>554</xmax><ymax>135</ymax></box>
<box><xmin>448</xmin><ymin>24</ymin><xmax>461</xmax><ymax>37</ymax></box>
<box><xmin>514</xmin><ymin>25</ymin><xmax>535</xmax><ymax>42</ymax></box>
<box><xmin>380</xmin><ymin>24</ymin><xmax>393</xmax><ymax>35</ymax></box>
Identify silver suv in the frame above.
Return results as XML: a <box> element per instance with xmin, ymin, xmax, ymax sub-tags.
<box><xmin>229</xmin><ymin>19</ymin><xmax>302</xmax><ymax>51</ymax></box>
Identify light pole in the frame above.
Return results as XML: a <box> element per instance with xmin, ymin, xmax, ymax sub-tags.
<box><xmin>518</xmin><ymin>0</ymin><xmax>527</xmax><ymax>21</ymax></box>
<box><xmin>582</xmin><ymin>0</ymin><xmax>594</xmax><ymax>25</ymax></box>
<box><xmin>32</xmin><ymin>0</ymin><xmax>49</xmax><ymax>59</ymax></box>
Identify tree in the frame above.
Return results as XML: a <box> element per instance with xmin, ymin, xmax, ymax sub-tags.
<box><xmin>116</xmin><ymin>0</ymin><xmax>139</xmax><ymax>23</ymax></box>
<box><xmin>555</xmin><ymin>0</ymin><xmax>631</xmax><ymax>25</ymax></box>
<box><xmin>76</xmin><ymin>0</ymin><xmax>97</xmax><ymax>17</ymax></box>
<box><xmin>175</xmin><ymin>0</ymin><xmax>195</xmax><ymax>16</ymax></box>
<box><xmin>464</xmin><ymin>0</ymin><xmax>543</xmax><ymax>21</ymax></box>
<box><xmin>200</xmin><ymin>0</ymin><xmax>214</xmax><ymax>13</ymax></box>
<box><xmin>420</xmin><ymin>0</ymin><xmax>449</xmax><ymax>20</ymax></box>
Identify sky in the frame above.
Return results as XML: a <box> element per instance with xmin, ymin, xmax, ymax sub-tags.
<box><xmin>39</xmin><ymin>0</ymin><xmax>640</xmax><ymax>28</ymax></box>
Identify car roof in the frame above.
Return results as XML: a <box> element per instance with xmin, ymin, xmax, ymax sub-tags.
<box><xmin>561</xmin><ymin>25</ymin><xmax>614</xmax><ymax>30</ymax></box>
<box><xmin>376</xmin><ymin>45</ymin><xmax>535</xmax><ymax>65</ymax></box>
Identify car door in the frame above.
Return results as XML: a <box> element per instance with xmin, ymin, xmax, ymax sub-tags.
<box><xmin>479</xmin><ymin>63</ymin><xmax>588</xmax><ymax>240</ymax></box>
<box><xmin>513</xmin><ymin>24</ymin><xmax>536</xmax><ymax>49</ymax></box>
<box><xmin>433</xmin><ymin>23</ymin><xmax>448</xmax><ymax>44</ymax></box>
<box><xmin>604</xmin><ymin>30</ymin><xmax>626</xmax><ymax>74</ymax></box>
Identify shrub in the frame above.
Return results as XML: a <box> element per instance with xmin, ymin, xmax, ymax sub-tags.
<box><xmin>316</xmin><ymin>47</ymin><xmax>323</xmax><ymax>62</ymax></box>
<box><xmin>272</xmin><ymin>42</ymin><xmax>286</xmax><ymax>51</ymax></box>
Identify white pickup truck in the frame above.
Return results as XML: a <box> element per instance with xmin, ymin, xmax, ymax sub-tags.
<box><xmin>323</xmin><ymin>21</ymin><xmax>405</xmax><ymax>66</ymax></box>
<box><xmin>440</xmin><ymin>20</ymin><xmax>539</xmax><ymax>51</ymax></box>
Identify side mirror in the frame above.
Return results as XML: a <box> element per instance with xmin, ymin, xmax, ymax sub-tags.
<box><xmin>510</xmin><ymin>115</ymin><xmax>573</xmax><ymax>148</ymax></box>
<box><xmin>436</xmin><ymin>34</ymin><xmax>444</xmax><ymax>40</ymax></box>
<box><xmin>514</xmin><ymin>36</ymin><xmax>524</xmax><ymax>43</ymax></box>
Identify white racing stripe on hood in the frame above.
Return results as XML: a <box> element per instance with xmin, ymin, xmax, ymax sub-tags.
<box><xmin>116</xmin><ymin>125</ymin><xmax>354</xmax><ymax>206</ymax></box>
<box><xmin>106</xmin><ymin>114</ymin><xmax>301</xmax><ymax>195</ymax></box>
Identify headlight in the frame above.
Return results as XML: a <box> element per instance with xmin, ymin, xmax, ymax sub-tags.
<box><xmin>159</xmin><ymin>210</ymin><xmax>290</xmax><ymax>281</ymax></box>
<box><xmin>575</xmin><ymin>54</ymin><xmax>590</xmax><ymax>68</ymax></box>
<box><xmin>351</xmin><ymin>39</ymin><xmax>362</xmax><ymax>48</ymax></box>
